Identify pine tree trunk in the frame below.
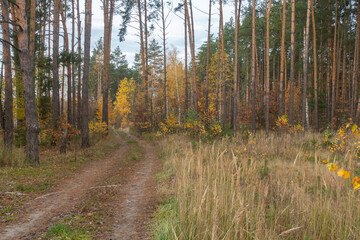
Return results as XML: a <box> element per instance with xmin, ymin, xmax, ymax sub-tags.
<box><xmin>331</xmin><ymin>0</ymin><xmax>338</xmax><ymax>122</ymax></box>
<box><xmin>289</xmin><ymin>0</ymin><xmax>295</xmax><ymax>125</ymax></box>
<box><xmin>52</xmin><ymin>0</ymin><xmax>60</xmax><ymax>126</ymax></box>
<box><xmin>251</xmin><ymin>0</ymin><xmax>256</xmax><ymax>135</ymax></box>
<box><xmin>102</xmin><ymin>0</ymin><xmax>114</xmax><ymax>127</ymax></box>
<box><xmin>184</xmin><ymin>10</ymin><xmax>188</xmax><ymax>113</ymax></box>
<box><xmin>279</xmin><ymin>0</ymin><xmax>286</xmax><ymax>117</ymax></box>
<box><xmin>72</xmin><ymin>0</ymin><xmax>76</xmax><ymax>126</ymax></box>
<box><xmin>161</xmin><ymin>0</ymin><xmax>168</xmax><ymax>118</ymax></box>
<box><xmin>233</xmin><ymin>0</ymin><xmax>241</xmax><ymax>135</ymax></box>
<box><xmin>311</xmin><ymin>0</ymin><xmax>319</xmax><ymax>131</ymax></box>
<box><xmin>185</xmin><ymin>0</ymin><xmax>198</xmax><ymax>112</ymax></box>
<box><xmin>1</xmin><ymin>0</ymin><xmax>13</xmax><ymax>150</ymax></box>
<box><xmin>15</xmin><ymin>0</ymin><xmax>39</xmax><ymax>164</ymax></box>
<box><xmin>220</xmin><ymin>0</ymin><xmax>227</xmax><ymax>124</ymax></box>
<box><xmin>82</xmin><ymin>0</ymin><xmax>92</xmax><ymax>148</ymax></box>
<box><xmin>265</xmin><ymin>0</ymin><xmax>271</xmax><ymax>137</ymax></box>
<box><xmin>77</xmin><ymin>0</ymin><xmax>82</xmax><ymax>130</ymax></box>
<box><xmin>205</xmin><ymin>0</ymin><xmax>212</xmax><ymax>111</ymax></box>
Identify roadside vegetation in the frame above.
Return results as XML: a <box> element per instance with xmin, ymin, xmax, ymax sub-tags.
<box><xmin>152</xmin><ymin>120</ymin><xmax>360</xmax><ymax>240</ymax></box>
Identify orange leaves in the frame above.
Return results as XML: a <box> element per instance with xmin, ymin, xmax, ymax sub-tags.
<box><xmin>322</xmin><ymin>160</ymin><xmax>359</xmax><ymax>190</ymax></box>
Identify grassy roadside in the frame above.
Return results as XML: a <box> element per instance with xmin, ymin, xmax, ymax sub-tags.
<box><xmin>151</xmin><ymin>132</ymin><xmax>360</xmax><ymax>240</ymax></box>
<box><xmin>43</xmin><ymin>131</ymin><xmax>144</xmax><ymax>239</ymax></box>
<box><xmin>0</xmin><ymin>131</ymin><xmax>119</xmax><ymax>223</ymax></box>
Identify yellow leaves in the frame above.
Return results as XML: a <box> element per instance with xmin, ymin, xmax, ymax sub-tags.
<box><xmin>327</xmin><ymin>163</ymin><xmax>338</xmax><ymax>172</ymax></box>
<box><xmin>337</xmin><ymin>169</ymin><xmax>351</xmax><ymax>179</ymax></box>
<box><xmin>352</xmin><ymin>124</ymin><xmax>358</xmax><ymax>133</ymax></box>
<box><xmin>114</xmin><ymin>78</ymin><xmax>136</xmax><ymax>127</ymax></box>
<box><xmin>322</xmin><ymin>159</ymin><xmax>328</xmax><ymax>164</ymax></box>
<box><xmin>352</xmin><ymin>177</ymin><xmax>360</xmax><ymax>190</ymax></box>
<box><xmin>89</xmin><ymin>121</ymin><xmax>108</xmax><ymax>135</ymax></box>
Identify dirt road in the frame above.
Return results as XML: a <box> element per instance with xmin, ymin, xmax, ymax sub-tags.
<box><xmin>0</xmin><ymin>134</ymin><xmax>158</xmax><ymax>240</ymax></box>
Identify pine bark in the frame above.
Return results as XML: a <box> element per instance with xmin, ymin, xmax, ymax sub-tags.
<box><xmin>52</xmin><ymin>0</ymin><xmax>60</xmax><ymax>126</ymax></box>
<box><xmin>311</xmin><ymin>0</ymin><xmax>319</xmax><ymax>131</ymax></box>
<box><xmin>265</xmin><ymin>0</ymin><xmax>271</xmax><ymax>137</ymax></box>
<box><xmin>184</xmin><ymin>0</ymin><xmax>198</xmax><ymax>112</ymax></box>
<box><xmin>77</xmin><ymin>0</ymin><xmax>82</xmax><ymax>130</ymax></box>
<box><xmin>289</xmin><ymin>0</ymin><xmax>295</xmax><ymax>125</ymax></box>
<box><xmin>233</xmin><ymin>0</ymin><xmax>241</xmax><ymax>134</ymax></box>
<box><xmin>331</xmin><ymin>0</ymin><xmax>338</xmax><ymax>121</ymax></box>
<box><xmin>102</xmin><ymin>0</ymin><xmax>115</xmax><ymax>127</ymax></box>
<box><xmin>205</xmin><ymin>0</ymin><xmax>212</xmax><ymax>111</ymax></box>
<box><xmin>251</xmin><ymin>0</ymin><xmax>256</xmax><ymax>134</ymax></box>
<box><xmin>82</xmin><ymin>0</ymin><xmax>92</xmax><ymax>148</ymax></box>
<box><xmin>1</xmin><ymin>0</ymin><xmax>13</xmax><ymax>150</ymax></box>
<box><xmin>279</xmin><ymin>0</ymin><xmax>286</xmax><ymax>117</ymax></box>
<box><xmin>15</xmin><ymin>0</ymin><xmax>39</xmax><ymax>164</ymax></box>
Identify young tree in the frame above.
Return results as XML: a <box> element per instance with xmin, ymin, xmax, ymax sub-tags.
<box><xmin>82</xmin><ymin>0</ymin><xmax>92</xmax><ymax>148</ymax></box>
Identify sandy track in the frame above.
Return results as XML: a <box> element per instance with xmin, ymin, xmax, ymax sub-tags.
<box><xmin>0</xmin><ymin>137</ymin><xmax>129</xmax><ymax>240</ymax></box>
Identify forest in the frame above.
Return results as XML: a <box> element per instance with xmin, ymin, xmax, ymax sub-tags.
<box><xmin>0</xmin><ymin>0</ymin><xmax>360</xmax><ymax>239</ymax></box>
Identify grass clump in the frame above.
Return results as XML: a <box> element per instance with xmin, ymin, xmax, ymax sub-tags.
<box><xmin>152</xmin><ymin>131</ymin><xmax>360</xmax><ymax>239</ymax></box>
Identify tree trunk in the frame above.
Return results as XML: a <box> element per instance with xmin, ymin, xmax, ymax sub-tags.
<box><xmin>102</xmin><ymin>0</ymin><xmax>115</xmax><ymax>127</ymax></box>
<box><xmin>220</xmin><ymin>0</ymin><xmax>226</xmax><ymax>124</ymax></box>
<box><xmin>161</xmin><ymin>0</ymin><xmax>168</xmax><ymax>118</ymax></box>
<box><xmin>15</xmin><ymin>0</ymin><xmax>39</xmax><ymax>164</ymax></box>
<box><xmin>72</xmin><ymin>0</ymin><xmax>76</xmax><ymax>126</ymax></box>
<box><xmin>302</xmin><ymin>0</ymin><xmax>311</xmax><ymax>131</ymax></box>
<box><xmin>59</xmin><ymin>0</ymin><xmax>72</xmax><ymax>124</ymax></box>
<box><xmin>184</xmin><ymin>9</ymin><xmax>188</xmax><ymax>114</ymax></box>
<box><xmin>233</xmin><ymin>0</ymin><xmax>241</xmax><ymax>135</ymax></box>
<box><xmin>185</xmin><ymin>0</ymin><xmax>198</xmax><ymax>112</ymax></box>
<box><xmin>77</xmin><ymin>0</ymin><xmax>82</xmax><ymax>130</ymax></box>
<box><xmin>251</xmin><ymin>0</ymin><xmax>256</xmax><ymax>135</ymax></box>
<box><xmin>265</xmin><ymin>0</ymin><xmax>271</xmax><ymax>137</ymax></box>
<box><xmin>331</xmin><ymin>0</ymin><xmax>338</xmax><ymax>122</ymax></box>
<box><xmin>279</xmin><ymin>0</ymin><xmax>286</xmax><ymax>117</ymax></box>
<box><xmin>205</xmin><ymin>0</ymin><xmax>212</xmax><ymax>111</ymax></box>
<box><xmin>289</xmin><ymin>0</ymin><xmax>295</xmax><ymax>125</ymax></box>
<box><xmin>311</xmin><ymin>0</ymin><xmax>318</xmax><ymax>131</ymax></box>
<box><xmin>52</xmin><ymin>0</ymin><xmax>60</xmax><ymax>126</ymax></box>
<box><xmin>82</xmin><ymin>0</ymin><xmax>92</xmax><ymax>148</ymax></box>
<box><xmin>1</xmin><ymin>0</ymin><xmax>13</xmax><ymax>150</ymax></box>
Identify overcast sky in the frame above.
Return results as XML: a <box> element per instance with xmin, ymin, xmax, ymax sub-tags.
<box><xmin>76</xmin><ymin>0</ymin><xmax>235</xmax><ymax>67</ymax></box>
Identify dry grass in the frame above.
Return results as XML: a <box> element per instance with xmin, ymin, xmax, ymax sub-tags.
<box><xmin>153</xmin><ymin>132</ymin><xmax>360</xmax><ymax>240</ymax></box>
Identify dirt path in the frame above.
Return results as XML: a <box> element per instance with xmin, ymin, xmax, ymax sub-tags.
<box><xmin>110</xmin><ymin>136</ymin><xmax>158</xmax><ymax>240</ymax></box>
<box><xmin>0</xmin><ymin>134</ymin><xmax>159</xmax><ymax>240</ymax></box>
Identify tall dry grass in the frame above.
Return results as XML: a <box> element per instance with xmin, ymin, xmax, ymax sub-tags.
<box><xmin>154</xmin><ymin>132</ymin><xmax>360</xmax><ymax>240</ymax></box>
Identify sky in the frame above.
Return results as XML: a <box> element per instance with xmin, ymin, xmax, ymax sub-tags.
<box><xmin>77</xmin><ymin>0</ymin><xmax>235</xmax><ymax>67</ymax></box>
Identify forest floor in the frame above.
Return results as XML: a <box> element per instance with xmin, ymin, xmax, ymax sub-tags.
<box><xmin>0</xmin><ymin>131</ymin><xmax>159</xmax><ymax>239</ymax></box>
